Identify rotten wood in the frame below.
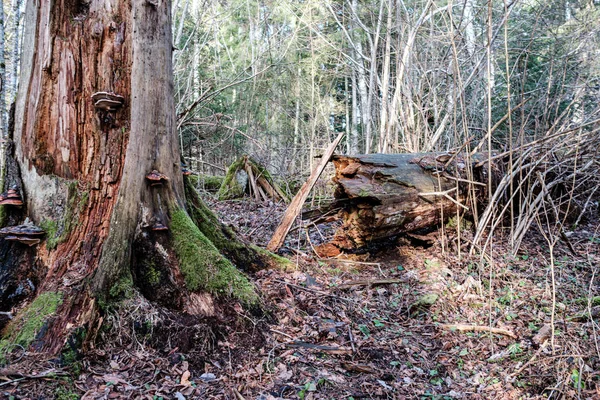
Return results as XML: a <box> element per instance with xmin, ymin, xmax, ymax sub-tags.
<box><xmin>267</xmin><ymin>131</ymin><xmax>345</xmax><ymax>252</ymax></box>
<box><xmin>218</xmin><ymin>155</ymin><xmax>287</xmax><ymax>202</ymax></box>
<box><xmin>327</xmin><ymin>152</ymin><xmax>499</xmax><ymax>250</ymax></box>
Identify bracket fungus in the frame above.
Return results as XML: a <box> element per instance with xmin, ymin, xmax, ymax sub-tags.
<box><xmin>0</xmin><ymin>222</ymin><xmax>45</xmax><ymax>246</ymax></box>
<box><xmin>140</xmin><ymin>219</ymin><xmax>169</xmax><ymax>232</ymax></box>
<box><xmin>145</xmin><ymin>170</ymin><xmax>170</xmax><ymax>187</ymax></box>
<box><xmin>92</xmin><ymin>92</ymin><xmax>125</xmax><ymax>112</ymax></box>
<box><xmin>182</xmin><ymin>167</ymin><xmax>192</xmax><ymax>176</ymax></box>
<box><xmin>151</xmin><ymin>223</ymin><xmax>168</xmax><ymax>231</ymax></box>
<box><xmin>0</xmin><ymin>188</ymin><xmax>23</xmax><ymax>206</ymax></box>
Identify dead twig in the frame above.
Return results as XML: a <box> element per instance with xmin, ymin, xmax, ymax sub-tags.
<box><xmin>285</xmin><ymin>341</ymin><xmax>353</xmax><ymax>355</ymax></box>
<box><xmin>0</xmin><ymin>368</ymin><xmax>68</xmax><ymax>387</ymax></box>
<box><xmin>440</xmin><ymin>323</ymin><xmax>517</xmax><ymax>339</ymax></box>
<box><xmin>338</xmin><ymin>278</ymin><xmax>403</xmax><ymax>289</ymax></box>
<box><xmin>232</xmin><ymin>388</ymin><xmax>246</xmax><ymax>400</ymax></box>
<box><xmin>270</xmin><ymin>328</ymin><xmax>295</xmax><ymax>340</ymax></box>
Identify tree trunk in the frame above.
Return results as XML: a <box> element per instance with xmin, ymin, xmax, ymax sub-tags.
<box><xmin>326</xmin><ymin>153</ymin><xmax>497</xmax><ymax>251</ymax></box>
<box><xmin>8</xmin><ymin>0</ymin><xmax>23</xmax><ymax>108</ymax></box>
<box><xmin>0</xmin><ymin>2</ymin><xmax>6</xmax><ymax>139</ymax></box>
<box><xmin>0</xmin><ymin>0</ymin><xmax>275</xmax><ymax>357</ymax></box>
<box><xmin>377</xmin><ymin>0</ymin><xmax>392</xmax><ymax>153</ymax></box>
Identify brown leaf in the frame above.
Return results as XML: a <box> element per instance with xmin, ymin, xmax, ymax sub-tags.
<box><xmin>180</xmin><ymin>370</ymin><xmax>191</xmax><ymax>386</ymax></box>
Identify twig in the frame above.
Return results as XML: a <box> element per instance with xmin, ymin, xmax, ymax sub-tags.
<box><xmin>348</xmin><ymin>326</ymin><xmax>356</xmax><ymax>353</ymax></box>
<box><xmin>419</xmin><ymin>188</ymin><xmax>469</xmax><ymax>210</ymax></box>
<box><xmin>0</xmin><ymin>368</ymin><xmax>68</xmax><ymax>387</ymax></box>
<box><xmin>285</xmin><ymin>341</ymin><xmax>352</xmax><ymax>355</ymax></box>
<box><xmin>510</xmin><ymin>341</ymin><xmax>548</xmax><ymax>378</ymax></box>
<box><xmin>440</xmin><ymin>323</ymin><xmax>517</xmax><ymax>339</ymax></box>
<box><xmin>0</xmin><ymin>311</ymin><xmax>12</xmax><ymax>319</ymax></box>
<box><xmin>270</xmin><ymin>328</ymin><xmax>295</xmax><ymax>340</ymax></box>
<box><xmin>338</xmin><ymin>278</ymin><xmax>403</xmax><ymax>289</ymax></box>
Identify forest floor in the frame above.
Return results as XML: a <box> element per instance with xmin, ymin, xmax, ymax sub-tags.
<box><xmin>2</xmin><ymin>191</ymin><xmax>600</xmax><ymax>399</ymax></box>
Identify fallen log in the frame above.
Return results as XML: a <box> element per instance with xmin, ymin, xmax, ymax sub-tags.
<box><xmin>328</xmin><ymin>153</ymin><xmax>500</xmax><ymax>250</ymax></box>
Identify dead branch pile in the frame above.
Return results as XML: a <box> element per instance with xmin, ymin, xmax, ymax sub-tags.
<box><xmin>473</xmin><ymin>121</ymin><xmax>600</xmax><ymax>253</ymax></box>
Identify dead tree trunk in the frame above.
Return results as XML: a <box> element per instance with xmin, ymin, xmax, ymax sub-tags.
<box><xmin>328</xmin><ymin>153</ymin><xmax>499</xmax><ymax>251</ymax></box>
<box><xmin>0</xmin><ymin>0</ymin><xmax>280</xmax><ymax>357</ymax></box>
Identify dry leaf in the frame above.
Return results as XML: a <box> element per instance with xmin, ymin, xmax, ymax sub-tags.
<box><xmin>180</xmin><ymin>370</ymin><xmax>191</xmax><ymax>386</ymax></box>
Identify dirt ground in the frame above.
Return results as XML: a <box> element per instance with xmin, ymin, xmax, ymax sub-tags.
<box><xmin>2</xmin><ymin>193</ymin><xmax>599</xmax><ymax>399</ymax></box>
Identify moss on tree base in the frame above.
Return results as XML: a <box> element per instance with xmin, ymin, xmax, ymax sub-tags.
<box><xmin>171</xmin><ymin>208</ymin><xmax>257</xmax><ymax>304</ymax></box>
<box><xmin>0</xmin><ymin>292</ymin><xmax>63</xmax><ymax>358</ymax></box>
<box><xmin>185</xmin><ymin>177</ymin><xmax>293</xmax><ymax>272</ymax></box>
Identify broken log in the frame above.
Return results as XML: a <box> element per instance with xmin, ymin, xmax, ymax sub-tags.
<box><xmin>329</xmin><ymin>153</ymin><xmax>500</xmax><ymax>250</ymax></box>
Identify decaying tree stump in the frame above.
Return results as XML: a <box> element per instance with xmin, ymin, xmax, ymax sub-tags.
<box><xmin>325</xmin><ymin>153</ymin><xmax>500</xmax><ymax>252</ymax></box>
<box><xmin>218</xmin><ymin>155</ymin><xmax>288</xmax><ymax>202</ymax></box>
<box><xmin>0</xmin><ymin>0</ymin><xmax>287</xmax><ymax>358</ymax></box>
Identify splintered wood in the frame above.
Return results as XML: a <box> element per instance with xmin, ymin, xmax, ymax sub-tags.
<box><xmin>328</xmin><ymin>153</ymin><xmax>498</xmax><ymax>251</ymax></box>
<box><xmin>267</xmin><ymin>132</ymin><xmax>345</xmax><ymax>252</ymax></box>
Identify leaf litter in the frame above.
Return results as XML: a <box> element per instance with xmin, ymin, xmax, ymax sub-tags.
<box><xmin>2</xmin><ymin>195</ymin><xmax>600</xmax><ymax>399</ymax></box>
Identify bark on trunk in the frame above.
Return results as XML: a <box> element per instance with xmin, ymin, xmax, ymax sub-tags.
<box><xmin>0</xmin><ymin>0</ymin><xmax>275</xmax><ymax>357</ymax></box>
<box><xmin>327</xmin><ymin>153</ymin><xmax>498</xmax><ymax>251</ymax></box>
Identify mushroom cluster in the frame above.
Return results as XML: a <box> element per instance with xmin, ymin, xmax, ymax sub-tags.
<box><xmin>0</xmin><ymin>222</ymin><xmax>45</xmax><ymax>246</ymax></box>
<box><xmin>91</xmin><ymin>92</ymin><xmax>125</xmax><ymax>111</ymax></box>
<box><xmin>0</xmin><ymin>188</ymin><xmax>23</xmax><ymax>206</ymax></box>
<box><xmin>145</xmin><ymin>170</ymin><xmax>170</xmax><ymax>187</ymax></box>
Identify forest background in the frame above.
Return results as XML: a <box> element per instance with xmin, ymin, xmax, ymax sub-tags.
<box><xmin>0</xmin><ymin>0</ymin><xmax>599</xmax><ymax>180</ymax></box>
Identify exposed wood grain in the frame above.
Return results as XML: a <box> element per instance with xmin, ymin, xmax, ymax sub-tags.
<box><xmin>328</xmin><ymin>152</ymin><xmax>497</xmax><ymax>250</ymax></box>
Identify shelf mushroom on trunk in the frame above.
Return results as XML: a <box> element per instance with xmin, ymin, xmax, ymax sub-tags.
<box><xmin>0</xmin><ymin>188</ymin><xmax>23</xmax><ymax>207</ymax></box>
<box><xmin>145</xmin><ymin>170</ymin><xmax>170</xmax><ymax>187</ymax></box>
<box><xmin>91</xmin><ymin>92</ymin><xmax>125</xmax><ymax>112</ymax></box>
<box><xmin>0</xmin><ymin>221</ymin><xmax>45</xmax><ymax>246</ymax></box>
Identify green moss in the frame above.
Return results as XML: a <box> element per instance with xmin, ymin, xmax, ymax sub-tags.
<box><xmin>40</xmin><ymin>219</ymin><xmax>60</xmax><ymax>249</ymax></box>
<box><xmin>185</xmin><ymin>178</ymin><xmax>293</xmax><ymax>272</ymax></box>
<box><xmin>0</xmin><ymin>205</ymin><xmax>6</xmax><ymax>228</ymax></box>
<box><xmin>56</xmin><ymin>386</ymin><xmax>80</xmax><ymax>400</ymax></box>
<box><xmin>1</xmin><ymin>292</ymin><xmax>63</xmax><ymax>353</ymax></box>
<box><xmin>217</xmin><ymin>157</ymin><xmax>247</xmax><ymax>200</ymax></box>
<box><xmin>108</xmin><ymin>274</ymin><xmax>134</xmax><ymax>300</ymax></box>
<box><xmin>217</xmin><ymin>156</ymin><xmax>288</xmax><ymax>202</ymax></box>
<box><xmin>60</xmin><ymin>327</ymin><xmax>86</xmax><ymax>374</ymax></box>
<box><xmin>252</xmin><ymin>245</ymin><xmax>295</xmax><ymax>271</ymax></box>
<box><xmin>170</xmin><ymin>208</ymin><xmax>257</xmax><ymax>304</ymax></box>
<box><xmin>144</xmin><ymin>262</ymin><xmax>161</xmax><ymax>286</ymax></box>
<box><xmin>446</xmin><ymin>216</ymin><xmax>473</xmax><ymax>231</ymax></box>
<box><xmin>189</xmin><ymin>174</ymin><xmax>225</xmax><ymax>192</ymax></box>
<box><xmin>39</xmin><ymin>182</ymin><xmax>89</xmax><ymax>250</ymax></box>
